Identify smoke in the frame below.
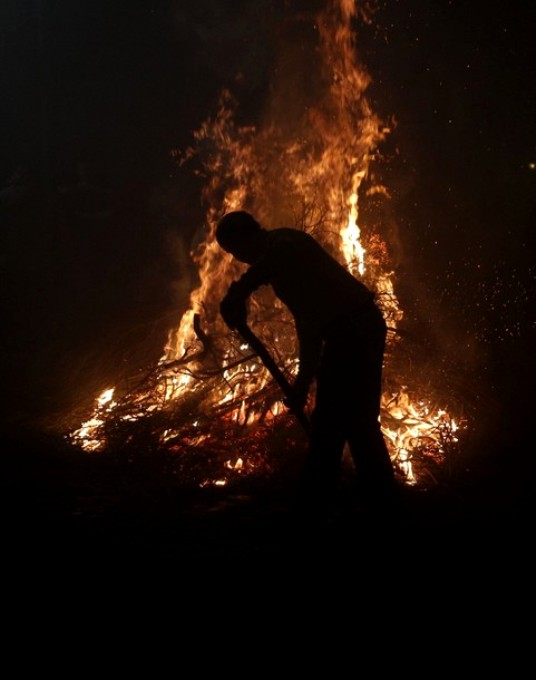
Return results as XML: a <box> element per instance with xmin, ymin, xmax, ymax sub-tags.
<box><xmin>171</xmin><ymin>0</ymin><xmax>276</xmax><ymax>103</ymax></box>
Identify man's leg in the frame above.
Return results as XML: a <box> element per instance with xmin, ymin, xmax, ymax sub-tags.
<box><xmin>300</xmin><ymin>400</ymin><xmax>346</xmax><ymax>507</ymax></box>
<box><xmin>346</xmin><ymin>306</ymin><xmax>397</xmax><ymax>500</ymax></box>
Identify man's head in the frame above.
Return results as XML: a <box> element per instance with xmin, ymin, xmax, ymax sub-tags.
<box><xmin>215</xmin><ymin>210</ymin><xmax>266</xmax><ymax>264</ymax></box>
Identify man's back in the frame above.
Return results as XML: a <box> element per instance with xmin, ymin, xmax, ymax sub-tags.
<box><xmin>243</xmin><ymin>227</ymin><xmax>374</xmax><ymax>330</ymax></box>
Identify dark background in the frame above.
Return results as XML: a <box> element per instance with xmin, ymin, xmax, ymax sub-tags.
<box><xmin>1</xmin><ymin>1</ymin><xmax>534</xmax><ymax>493</ymax></box>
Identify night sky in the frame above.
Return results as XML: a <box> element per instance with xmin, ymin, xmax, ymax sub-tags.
<box><xmin>1</xmin><ymin>0</ymin><xmax>534</xmax><ymax>444</ymax></box>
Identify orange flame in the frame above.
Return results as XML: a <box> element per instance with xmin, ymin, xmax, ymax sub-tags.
<box><xmin>70</xmin><ymin>1</ymin><xmax>465</xmax><ymax>486</ymax></box>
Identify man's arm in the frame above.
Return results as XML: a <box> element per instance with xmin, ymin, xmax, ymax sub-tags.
<box><xmin>219</xmin><ymin>244</ymin><xmax>274</xmax><ymax>329</ymax></box>
<box><xmin>220</xmin><ymin>281</ymin><xmax>247</xmax><ymax>329</ymax></box>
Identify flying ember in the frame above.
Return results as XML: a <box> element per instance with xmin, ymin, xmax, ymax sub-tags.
<box><xmin>69</xmin><ymin>0</ymin><xmax>466</xmax><ymax>489</ymax></box>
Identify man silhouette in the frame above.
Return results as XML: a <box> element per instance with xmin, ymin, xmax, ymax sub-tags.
<box><xmin>216</xmin><ymin>210</ymin><xmax>397</xmax><ymax>511</ymax></box>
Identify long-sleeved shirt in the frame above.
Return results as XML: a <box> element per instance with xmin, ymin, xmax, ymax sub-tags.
<box><xmin>223</xmin><ymin>227</ymin><xmax>375</xmax><ymax>394</ymax></box>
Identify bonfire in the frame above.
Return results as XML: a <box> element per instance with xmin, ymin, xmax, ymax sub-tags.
<box><xmin>69</xmin><ymin>0</ymin><xmax>466</xmax><ymax>491</ymax></box>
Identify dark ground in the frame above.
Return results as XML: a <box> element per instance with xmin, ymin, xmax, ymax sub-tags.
<box><xmin>1</xmin><ymin>410</ymin><xmax>533</xmax><ymax>579</ymax></box>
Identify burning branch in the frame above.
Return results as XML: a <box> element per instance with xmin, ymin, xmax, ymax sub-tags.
<box><xmin>67</xmin><ymin>0</ymin><xmax>467</xmax><ymax>491</ymax></box>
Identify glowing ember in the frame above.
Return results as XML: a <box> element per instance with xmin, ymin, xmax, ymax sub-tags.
<box><xmin>69</xmin><ymin>0</ymin><xmax>466</xmax><ymax>488</ymax></box>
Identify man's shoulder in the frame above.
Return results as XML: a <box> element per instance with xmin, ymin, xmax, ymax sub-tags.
<box><xmin>267</xmin><ymin>227</ymin><xmax>312</xmax><ymax>245</ymax></box>
<box><xmin>264</xmin><ymin>228</ymin><xmax>310</xmax><ymax>259</ymax></box>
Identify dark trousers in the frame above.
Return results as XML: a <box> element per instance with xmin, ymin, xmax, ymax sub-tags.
<box><xmin>301</xmin><ymin>302</ymin><xmax>395</xmax><ymax>503</ymax></box>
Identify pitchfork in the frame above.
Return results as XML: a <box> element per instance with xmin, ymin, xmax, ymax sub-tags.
<box><xmin>234</xmin><ymin>321</ymin><xmax>312</xmax><ymax>439</ymax></box>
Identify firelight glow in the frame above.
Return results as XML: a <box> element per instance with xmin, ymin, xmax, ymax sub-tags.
<box><xmin>70</xmin><ymin>0</ymin><xmax>465</xmax><ymax>486</ymax></box>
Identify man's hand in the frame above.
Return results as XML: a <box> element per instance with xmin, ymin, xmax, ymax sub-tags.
<box><xmin>220</xmin><ymin>294</ymin><xmax>247</xmax><ymax>330</ymax></box>
<box><xmin>283</xmin><ymin>382</ymin><xmax>308</xmax><ymax>414</ymax></box>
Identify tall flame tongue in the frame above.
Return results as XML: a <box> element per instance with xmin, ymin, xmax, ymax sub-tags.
<box><xmin>71</xmin><ymin>1</ymin><xmax>465</xmax><ymax>487</ymax></box>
